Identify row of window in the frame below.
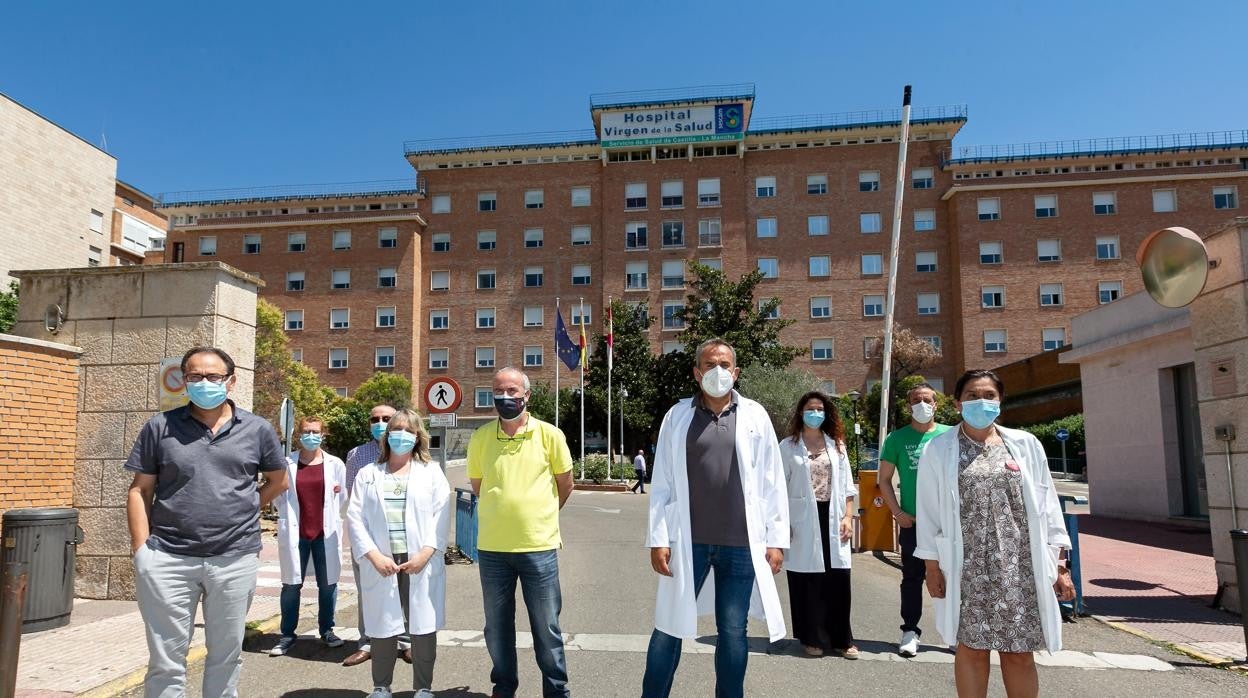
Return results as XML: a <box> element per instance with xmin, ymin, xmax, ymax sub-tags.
<box><xmin>292</xmin><ymin>346</ymin><xmax>397</xmax><ymax>370</ymax></box>
<box><xmin>284</xmin><ymin>307</ymin><xmax>398</xmax><ymax>331</ymax></box>
<box><xmin>977</xmin><ymin>236</ymin><xmax>1121</xmax><ymax>264</ymax></box>
<box><xmin>196</xmin><ymin>228</ymin><xmax>399</xmax><ymax>256</ymax></box>
<box><xmin>283</xmin><ymin>268</ymin><xmax>398</xmax><ymax>291</ymax></box>
<box><xmin>981</xmin><ymin>281</ymin><xmax>1123</xmax><ymax>307</ymax></box>
<box><xmin>173</xmin><ymin>202</ymin><xmax>418</xmax><ymax>226</ymax></box>
<box><xmin>975</xmin><ymin>186</ymin><xmax>1238</xmax><ymax>220</ymax></box>
<box><xmin>427</xmin><ymin>168</ymin><xmax>940</xmax><ymax>216</ymax></box>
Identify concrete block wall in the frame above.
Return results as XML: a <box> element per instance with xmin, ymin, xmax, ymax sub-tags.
<box><xmin>7</xmin><ymin>262</ymin><xmax>261</xmax><ymax>599</ymax></box>
<box><xmin>0</xmin><ymin>335</ymin><xmax>81</xmax><ymax>514</ymax></box>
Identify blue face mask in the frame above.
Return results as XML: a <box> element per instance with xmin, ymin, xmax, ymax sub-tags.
<box><xmin>370</xmin><ymin>422</ymin><xmax>387</xmax><ymax>442</ymax></box>
<box><xmin>387</xmin><ymin>431</ymin><xmax>418</xmax><ymax>456</ymax></box>
<box><xmin>960</xmin><ymin>399</ymin><xmax>1001</xmax><ymax>429</ymax></box>
<box><xmin>185</xmin><ymin>380</ymin><xmax>228</xmax><ymax>409</ymax></box>
<box><xmin>802</xmin><ymin>410</ymin><xmax>825</xmax><ymax>429</ymax></box>
<box><xmin>299</xmin><ymin>433</ymin><xmax>323</xmax><ymax>450</ymax></box>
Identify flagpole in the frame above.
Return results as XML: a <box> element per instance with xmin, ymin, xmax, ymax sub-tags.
<box><xmin>555</xmin><ymin>296</ymin><xmax>561</xmax><ymax>426</ymax></box>
<box><xmin>579</xmin><ymin>296</ymin><xmax>586</xmax><ymax>479</ymax></box>
<box><xmin>606</xmin><ymin>297</ymin><xmax>613</xmax><ymax>480</ymax></box>
<box><xmin>877</xmin><ymin>85</ymin><xmax>913</xmax><ymax>460</ymax></box>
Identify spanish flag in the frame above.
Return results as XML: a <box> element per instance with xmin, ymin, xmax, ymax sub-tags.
<box><xmin>578</xmin><ymin>310</ymin><xmax>588</xmax><ymax>370</ymax></box>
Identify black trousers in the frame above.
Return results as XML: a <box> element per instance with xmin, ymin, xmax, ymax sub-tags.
<box><xmin>629</xmin><ymin>469</ymin><xmax>646</xmax><ymax>493</ymax></box>
<box><xmin>898</xmin><ymin>525</ymin><xmax>926</xmax><ymax>635</ymax></box>
<box><xmin>786</xmin><ymin>500</ymin><xmax>853</xmax><ymax>651</ymax></box>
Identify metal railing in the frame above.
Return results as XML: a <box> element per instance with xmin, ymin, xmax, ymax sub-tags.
<box><xmin>404</xmin><ymin>130</ymin><xmax>598</xmax><ymax>156</ymax></box>
<box><xmin>590</xmin><ymin>83</ymin><xmax>756</xmax><ymax>109</ymax></box>
<box><xmin>157</xmin><ymin>178</ymin><xmax>425</xmax><ymax>207</ymax></box>
<box><xmin>749</xmin><ymin>104</ymin><xmax>968</xmax><ymax>134</ymax></box>
<box><xmin>949</xmin><ymin>129</ymin><xmax>1248</xmax><ymax>163</ymax></box>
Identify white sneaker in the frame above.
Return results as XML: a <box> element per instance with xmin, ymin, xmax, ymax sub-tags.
<box><xmin>899</xmin><ymin>630</ymin><xmax>920</xmax><ymax>657</ymax></box>
<box><xmin>416</xmin><ymin>690</ymin><xmax>435</xmax><ymax>698</ymax></box>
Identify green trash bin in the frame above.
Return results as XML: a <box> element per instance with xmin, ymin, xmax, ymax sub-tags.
<box><xmin>1</xmin><ymin>508</ymin><xmax>84</xmax><ymax>632</ymax></box>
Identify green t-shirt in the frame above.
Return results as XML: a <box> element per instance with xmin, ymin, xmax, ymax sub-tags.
<box><xmin>880</xmin><ymin>423</ymin><xmax>952</xmax><ymax>516</ymax></box>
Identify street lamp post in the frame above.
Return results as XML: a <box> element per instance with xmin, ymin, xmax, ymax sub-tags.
<box><xmin>847</xmin><ymin>389</ymin><xmax>862</xmax><ymax>469</ymax></box>
<box><xmin>620</xmin><ymin>387</ymin><xmax>628</xmax><ymax>469</ymax></box>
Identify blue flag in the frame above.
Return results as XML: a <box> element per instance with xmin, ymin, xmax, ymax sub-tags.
<box><xmin>555</xmin><ymin>311</ymin><xmax>581</xmax><ymax>371</ymax></box>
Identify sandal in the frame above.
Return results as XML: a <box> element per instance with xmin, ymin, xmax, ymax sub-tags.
<box><xmin>803</xmin><ymin>645</ymin><xmax>824</xmax><ymax>657</ymax></box>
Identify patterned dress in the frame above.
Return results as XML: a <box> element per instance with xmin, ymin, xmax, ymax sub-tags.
<box><xmin>956</xmin><ymin>430</ymin><xmax>1044</xmax><ymax>652</ymax></box>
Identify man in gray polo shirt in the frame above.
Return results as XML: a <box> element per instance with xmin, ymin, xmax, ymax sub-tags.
<box><xmin>643</xmin><ymin>338</ymin><xmax>788</xmax><ymax>698</ymax></box>
<box><xmin>126</xmin><ymin>346</ymin><xmax>288</xmax><ymax>698</ymax></box>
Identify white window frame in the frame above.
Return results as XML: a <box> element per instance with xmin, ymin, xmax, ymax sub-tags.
<box><xmin>913</xmin><ymin>209</ymin><xmax>936</xmax><ymax>231</ymax></box>
<box><xmin>476</xmin><ymin>307</ymin><xmax>496</xmax><ymax>329</ymax></box>
<box><xmin>625</xmin><ymin>261</ymin><xmax>649</xmax><ymax>290</ymax></box>
<box><xmin>625</xmin><ymin>222</ymin><xmax>648</xmax><ymax>249</ymax></box>
<box><xmin>807</xmin><ymin>215</ymin><xmax>829</xmax><ymax>236</ymax></box>
<box><xmin>329</xmin><ymin>348</ymin><xmax>349</xmax><ymax>369</ymax></box>
<box><xmin>477</xmin><ymin>230</ymin><xmax>496</xmax><ymax>251</ymax></box>
<box><xmin>697</xmin><ymin>178</ymin><xmax>720</xmax><ymax>206</ymax></box>
<box><xmin>1214</xmin><ymin>185</ymin><xmax>1238</xmax><ymax>210</ymax></box>
<box><xmin>756</xmin><ymin>217</ymin><xmax>777</xmax><ymax>238</ymax></box>
<box><xmin>979</xmin><ymin>241</ymin><xmax>1003</xmax><ymax>265</ymax></box>
<box><xmin>662</xmin><ymin>301</ymin><xmax>685</xmax><ymax>330</ymax></box>
<box><xmin>284</xmin><ymin>309</ymin><xmax>304</xmax><ymax>331</ymax></box>
<box><xmin>242</xmin><ymin>234</ymin><xmax>261</xmax><ymax>254</ymax></box>
<box><xmin>377</xmin><ymin>306</ymin><xmax>397</xmax><ymax>328</ymax></box>
<box><xmin>476</xmin><ymin>268</ymin><xmax>496</xmax><ymax>290</ymax></box>
<box><xmin>429</xmin><ymin>348</ymin><xmax>449</xmax><ymax>370</ymax></box>
<box><xmin>915</xmin><ymin>251</ymin><xmax>937</xmax><ymax>272</ymax></box>
<box><xmin>1042</xmin><ymin>328</ymin><xmax>1066</xmax><ymax>351</ymax></box>
<box><xmin>860</xmin><ymin>212</ymin><xmax>882</xmax><ymax>234</ymax></box>
<box><xmin>981</xmin><ymin>285</ymin><xmax>1005</xmax><ymax>309</ymax></box>
<box><xmin>571</xmin><ymin>303</ymin><xmax>592</xmax><ymax>326</ymax></box>
<box><xmin>571</xmin><ymin>186</ymin><xmax>591</xmax><ymax>207</ymax></box>
<box><xmin>807</xmin><ymin>174</ymin><xmax>827</xmax><ymax>195</ymax></box>
<box><xmin>863</xmin><ymin>295</ymin><xmax>884</xmax><ymax>317</ymax></box>
<box><xmin>759</xmin><ymin>257</ymin><xmax>780</xmax><ymax>279</ymax></box>
<box><xmin>378</xmin><ymin>227</ymin><xmax>398</xmax><ymax>248</ymax></box>
<box><xmin>286</xmin><ymin>271</ymin><xmax>305</xmax><ymax>292</ymax></box>
<box><xmin>810</xmin><ymin>296</ymin><xmax>831</xmax><ymax>319</ymax></box>
<box><xmin>331</xmin><ymin>268</ymin><xmax>351</xmax><ymax>290</ymax></box>
<box><xmin>375</xmin><ymin>346</ymin><xmax>396</xmax><ymax>369</ymax></box>
<box><xmin>198</xmin><ymin>236</ymin><xmax>217</xmax><ymax>256</ymax></box>
<box><xmin>330</xmin><ymin>307</ymin><xmax>350</xmax><ymax>329</ymax></box>
<box><xmin>662</xmin><ymin>221</ymin><xmax>685</xmax><ymax>248</ymax></box>
<box><xmin>429</xmin><ymin>308</ymin><xmax>449</xmax><ymax>330</ymax></box>
<box><xmin>1096</xmin><ymin>236</ymin><xmax>1120</xmax><ymax>261</ymax></box>
<box><xmin>430</xmin><ymin>270</ymin><xmax>450</xmax><ymax>291</ymax></box>
<box><xmin>523</xmin><ymin>266</ymin><xmax>544</xmax><ymax>288</ymax></box>
<box><xmin>698</xmin><ymin>219</ymin><xmax>721</xmax><ymax>247</ymax></box>
<box><xmin>524</xmin><ymin>189</ymin><xmax>544</xmax><ymax>209</ymax></box>
<box><xmin>1037</xmin><ymin>239</ymin><xmax>1062</xmax><ymax>263</ymax></box>
<box><xmin>755</xmin><ymin>176</ymin><xmax>776</xmax><ymax>198</ymax></box>
<box><xmin>1034</xmin><ymin>194</ymin><xmax>1058</xmax><ymax>218</ymax></box>
<box><xmin>431</xmin><ymin>194</ymin><xmax>451</xmax><ymax>214</ymax></box>
<box><xmin>625</xmin><ymin>182</ymin><xmax>647</xmax><ymax>210</ymax></box>
<box><xmin>475</xmin><ymin>346</ymin><xmax>496</xmax><ymax>369</ymax></box>
<box><xmin>811</xmin><ymin>338</ymin><xmax>834</xmax><ymax>361</ymax></box>
<box><xmin>431</xmin><ymin>232</ymin><xmax>450</xmax><ymax>252</ymax></box>
<box><xmin>332</xmin><ymin>229</ymin><xmax>351</xmax><ymax>250</ymax></box>
<box><xmin>571</xmin><ymin>264</ymin><xmax>591</xmax><ymax>286</ymax></box>
<box><xmin>917</xmin><ymin>293</ymin><xmax>940</xmax><ymax>316</ymax></box>
<box><xmin>477</xmin><ymin>191</ymin><xmax>497</xmax><ymax>212</ymax></box>
<box><xmin>860</xmin><ymin>254</ymin><xmax>883</xmax><ymax>276</ymax></box>
<box><xmin>287</xmin><ymin>232</ymin><xmax>306</xmax><ymax>252</ymax></box>
<box><xmin>377</xmin><ymin>267</ymin><xmax>397</xmax><ymax>288</ymax></box>
<box><xmin>983</xmin><ymin>330</ymin><xmax>1007</xmax><ymax>354</ymax></box>
<box><xmin>1152</xmin><ymin>188</ymin><xmax>1177</xmax><ymax>213</ymax></box>
<box><xmin>977</xmin><ymin>197</ymin><xmax>1001</xmax><ymax>221</ymax></box>
<box><xmin>858</xmin><ymin>170</ymin><xmax>880</xmax><ymax>192</ymax></box>
<box><xmin>1098</xmin><ymin>280</ymin><xmax>1123</xmax><ymax>304</ymax></box>
<box><xmin>523</xmin><ymin>345</ymin><xmax>544</xmax><ymax>367</ymax></box>
<box><xmin>912</xmin><ymin>167</ymin><xmax>934</xmax><ymax>189</ymax></box>
<box><xmin>523</xmin><ymin>306</ymin><xmax>544</xmax><ymax>327</ymax></box>
<box><xmin>1039</xmin><ymin>283</ymin><xmax>1064</xmax><ymax>307</ymax></box>
<box><xmin>524</xmin><ymin>228</ymin><xmax>544</xmax><ymax>248</ymax></box>
<box><xmin>661</xmin><ymin>180</ymin><xmax>684</xmax><ymax>208</ymax></box>
<box><xmin>661</xmin><ymin>260</ymin><xmax>685</xmax><ymax>289</ymax></box>
<box><xmin>474</xmin><ymin>387</ymin><xmax>492</xmax><ymax>408</ymax></box>
<box><xmin>571</xmin><ymin>225</ymin><xmax>592</xmax><ymax>246</ymax></box>
<box><xmin>1093</xmin><ymin>191</ymin><xmax>1116</xmax><ymax>215</ymax></box>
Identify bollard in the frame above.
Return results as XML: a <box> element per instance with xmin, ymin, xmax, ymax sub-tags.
<box><xmin>0</xmin><ymin>561</ymin><xmax>30</xmax><ymax>698</ymax></box>
<box><xmin>1231</xmin><ymin>529</ymin><xmax>1248</xmax><ymax>663</ymax></box>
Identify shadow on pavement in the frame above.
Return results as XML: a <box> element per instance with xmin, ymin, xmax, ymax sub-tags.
<box><xmin>244</xmin><ymin>632</ymin><xmax>356</xmax><ymax>664</ymax></box>
<box><xmin>279</xmin><ymin>692</ymin><xmax>365</xmax><ymax>697</ymax></box>
<box><xmin>1076</xmin><ymin>515</ymin><xmax>1211</xmax><ymax>556</ymax></box>
<box><xmin>434</xmin><ymin>688</ymin><xmax>491</xmax><ymax>697</ymax></box>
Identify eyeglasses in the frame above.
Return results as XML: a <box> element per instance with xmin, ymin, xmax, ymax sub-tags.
<box><xmin>184</xmin><ymin>373</ymin><xmax>232</xmax><ymax>384</ymax></box>
<box><xmin>495</xmin><ymin>421</ymin><xmax>531</xmax><ymax>443</ymax></box>
<box><xmin>369</xmin><ymin>415</ymin><xmax>392</xmax><ymax>424</ymax></box>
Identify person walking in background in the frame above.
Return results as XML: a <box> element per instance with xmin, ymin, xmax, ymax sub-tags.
<box><xmin>342</xmin><ymin>404</ymin><xmax>405</xmax><ymax>667</ymax></box>
<box><xmin>642</xmin><ymin>338</ymin><xmax>788</xmax><ymax>698</ymax></box>
<box><xmin>348</xmin><ymin>409</ymin><xmax>451</xmax><ymax>698</ymax></box>
<box><xmin>125</xmin><ymin>346</ymin><xmax>288</xmax><ymax>697</ymax></box>
<box><xmin>467</xmin><ymin>367</ymin><xmax>575</xmax><ymax>698</ymax></box>
<box><xmin>270</xmin><ymin>416</ymin><xmax>347</xmax><ymax>656</ymax></box>
<box><xmin>778</xmin><ymin>391</ymin><xmax>859</xmax><ymax>659</ymax></box>
<box><xmin>879</xmin><ymin>382</ymin><xmax>953</xmax><ymax>657</ymax></box>
<box><xmin>916</xmin><ymin>369</ymin><xmax>1074</xmax><ymax>698</ymax></box>
<box><xmin>630</xmin><ymin>449</ymin><xmax>648</xmax><ymax>493</ymax></box>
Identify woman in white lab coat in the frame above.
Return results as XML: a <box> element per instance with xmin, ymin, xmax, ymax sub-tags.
<box><xmin>778</xmin><ymin>391</ymin><xmax>859</xmax><ymax>659</ymax></box>
<box><xmin>270</xmin><ymin>416</ymin><xmax>347</xmax><ymax>656</ymax></box>
<box><xmin>347</xmin><ymin>409</ymin><xmax>450</xmax><ymax>698</ymax></box>
<box><xmin>915</xmin><ymin>369</ymin><xmax>1074</xmax><ymax>698</ymax></box>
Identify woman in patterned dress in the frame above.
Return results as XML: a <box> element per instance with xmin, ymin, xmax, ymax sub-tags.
<box><xmin>778</xmin><ymin>391</ymin><xmax>859</xmax><ymax>659</ymax></box>
<box><xmin>913</xmin><ymin>370</ymin><xmax>1075</xmax><ymax>697</ymax></box>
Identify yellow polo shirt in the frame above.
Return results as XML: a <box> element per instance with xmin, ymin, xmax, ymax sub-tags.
<box><xmin>467</xmin><ymin>417</ymin><xmax>573</xmax><ymax>552</ymax></box>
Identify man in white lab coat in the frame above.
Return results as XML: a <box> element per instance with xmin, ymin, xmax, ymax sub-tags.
<box><xmin>641</xmin><ymin>339</ymin><xmax>789</xmax><ymax>698</ymax></box>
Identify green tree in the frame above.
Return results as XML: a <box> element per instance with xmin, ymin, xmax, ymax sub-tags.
<box><xmin>736</xmin><ymin>364</ymin><xmax>823</xmax><ymax>438</ymax></box>
<box><xmin>253</xmin><ymin>298</ymin><xmax>336</xmax><ymax>427</ymax></box>
<box><xmin>674</xmin><ymin>262</ymin><xmax>806</xmax><ymax>371</ymax></box>
<box><xmin>0</xmin><ymin>281</ymin><xmax>17</xmax><ymax>334</ymax></box>
<box><xmin>324</xmin><ymin>399</ymin><xmax>371</xmax><ymax>458</ymax></box>
<box><xmin>353</xmin><ymin>372</ymin><xmax>414</xmax><ymax>410</ymax></box>
<box><xmin>583</xmin><ymin>300</ymin><xmax>658</xmax><ymax>456</ymax></box>
<box><xmin>1018</xmin><ymin>413</ymin><xmax>1085</xmax><ymax>472</ymax></box>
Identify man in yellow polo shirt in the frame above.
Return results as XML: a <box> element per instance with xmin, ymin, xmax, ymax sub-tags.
<box><xmin>468</xmin><ymin>367</ymin><xmax>574</xmax><ymax>698</ymax></box>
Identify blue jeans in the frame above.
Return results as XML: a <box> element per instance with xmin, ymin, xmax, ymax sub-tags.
<box><xmin>642</xmin><ymin>544</ymin><xmax>756</xmax><ymax>698</ymax></box>
<box><xmin>279</xmin><ymin>535</ymin><xmax>337</xmax><ymax>639</ymax></box>
<box><xmin>478</xmin><ymin>549</ymin><xmax>569</xmax><ymax>697</ymax></box>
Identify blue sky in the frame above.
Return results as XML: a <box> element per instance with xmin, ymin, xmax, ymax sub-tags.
<box><xmin>3</xmin><ymin>1</ymin><xmax>1244</xmax><ymax>196</ymax></box>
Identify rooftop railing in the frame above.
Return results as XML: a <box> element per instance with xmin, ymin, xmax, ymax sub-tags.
<box><xmin>157</xmin><ymin>178</ymin><xmax>425</xmax><ymax>207</ymax></box>
<box><xmin>948</xmin><ymin>130</ymin><xmax>1248</xmax><ymax>163</ymax></box>
<box><xmin>589</xmin><ymin>83</ymin><xmax>756</xmax><ymax>110</ymax></box>
<box><xmin>748</xmin><ymin>104</ymin><xmax>968</xmax><ymax>134</ymax></box>
<box><xmin>404</xmin><ymin>130</ymin><xmax>598</xmax><ymax>156</ymax></box>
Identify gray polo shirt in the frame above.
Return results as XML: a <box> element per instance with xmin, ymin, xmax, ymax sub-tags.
<box><xmin>686</xmin><ymin>393</ymin><xmax>749</xmax><ymax>547</ymax></box>
<box><xmin>124</xmin><ymin>401</ymin><xmax>287</xmax><ymax>557</ymax></box>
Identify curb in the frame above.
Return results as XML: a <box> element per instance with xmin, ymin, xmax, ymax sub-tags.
<box><xmin>1092</xmin><ymin>615</ymin><xmax>1240</xmax><ymax>669</ymax></box>
<box><xmin>73</xmin><ymin>612</ymin><xmax>284</xmax><ymax>698</ymax></box>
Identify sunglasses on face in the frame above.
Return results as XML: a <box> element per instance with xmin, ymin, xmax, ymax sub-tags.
<box><xmin>369</xmin><ymin>415</ymin><xmax>392</xmax><ymax>424</ymax></box>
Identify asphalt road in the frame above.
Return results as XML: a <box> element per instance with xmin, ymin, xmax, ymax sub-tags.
<box><xmin>139</xmin><ymin>467</ymin><xmax>1247</xmax><ymax>697</ymax></box>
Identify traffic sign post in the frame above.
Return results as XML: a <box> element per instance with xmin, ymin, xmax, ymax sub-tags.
<box><xmin>1056</xmin><ymin>427</ymin><xmax>1070</xmax><ymax>476</ymax></box>
<box><xmin>424</xmin><ymin>379</ymin><xmax>462</xmax><ymax>473</ymax></box>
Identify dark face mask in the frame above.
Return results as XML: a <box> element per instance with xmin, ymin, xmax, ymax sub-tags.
<box><xmin>494</xmin><ymin>396</ymin><xmax>525</xmax><ymax>421</ymax></box>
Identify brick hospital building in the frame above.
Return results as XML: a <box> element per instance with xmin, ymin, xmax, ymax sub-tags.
<box><xmin>159</xmin><ymin>84</ymin><xmax>1248</xmax><ymax>416</ymax></box>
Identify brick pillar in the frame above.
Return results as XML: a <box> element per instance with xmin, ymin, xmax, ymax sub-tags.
<box><xmin>8</xmin><ymin>262</ymin><xmax>262</xmax><ymax>600</ymax></box>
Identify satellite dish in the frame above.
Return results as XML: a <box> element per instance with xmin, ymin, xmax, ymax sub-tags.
<box><xmin>1136</xmin><ymin>226</ymin><xmax>1210</xmax><ymax>308</ymax></box>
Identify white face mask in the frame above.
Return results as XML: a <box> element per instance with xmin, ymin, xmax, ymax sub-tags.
<box><xmin>699</xmin><ymin>366</ymin><xmax>735</xmax><ymax>398</ymax></box>
<box><xmin>910</xmin><ymin>401</ymin><xmax>935</xmax><ymax>424</ymax></box>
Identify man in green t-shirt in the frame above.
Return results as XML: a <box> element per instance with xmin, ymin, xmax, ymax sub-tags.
<box><xmin>879</xmin><ymin>382</ymin><xmax>952</xmax><ymax>658</ymax></box>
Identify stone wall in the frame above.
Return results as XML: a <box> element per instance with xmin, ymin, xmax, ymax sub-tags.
<box><xmin>8</xmin><ymin>262</ymin><xmax>261</xmax><ymax>599</ymax></box>
<box><xmin>1190</xmin><ymin>217</ymin><xmax>1248</xmax><ymax>614</ymax></box>
<box><xmin>0</xmin><ymin>334</ymin><xmax>81</xmax><ymax>515</ymax></box>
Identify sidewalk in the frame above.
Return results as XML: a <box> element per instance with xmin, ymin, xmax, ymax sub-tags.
<box><xmin>14</xmin><ymin>533</ymin><xmax>351</xmax><ymax>697</ymax></box>
<box><xmin>1074</xmin><ymin>513</ymin><xmax>1247</xmax><ymax>665</ymax></box>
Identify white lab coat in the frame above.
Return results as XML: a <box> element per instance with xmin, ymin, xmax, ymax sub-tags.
<box><xmin>276</xmin><ymin>450</ymin><xmax>347</xmax><ymax>585</ymax></box>
<box><xmin>778</xmin><ymin>435</ymin><xmax>857</xmax><ymax>572</ymax></box>
<box><xmin>347</xmin><ymin>460</ymin><xmax>452</xmax><ymax>638</ymax></box>
<box><xmin>647</xmin><ymin>391</ymin><xmax>790</xmax><ymax>642</ymax></box>
<box><xmin>914</xmin><ymin>424</ymin><xmax>1071</xmax><ymax>653</ymax></box>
